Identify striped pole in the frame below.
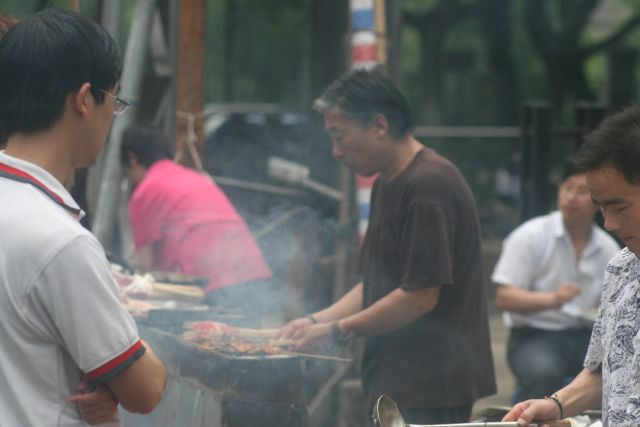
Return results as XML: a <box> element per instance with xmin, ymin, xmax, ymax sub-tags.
<box><xmin>350</xmin><ymin>0</ymin><xmax>384</xmax><ymax>239</ymax></box>
<box><xmin>350</xmin><ymin>0</ymin><xmax>378</xmax><ymax>69</ymax></box>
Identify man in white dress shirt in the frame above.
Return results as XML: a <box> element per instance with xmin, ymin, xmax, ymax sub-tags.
<box><xmin>493</xmin><ymin>158</ymin><xmax>619</xmax><ymax>400</ymax></box>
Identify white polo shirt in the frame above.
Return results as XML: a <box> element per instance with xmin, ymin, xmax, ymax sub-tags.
<box><xmin>0</xmin><ymin>152</ymin><xmax>143</xmax><ymax>426</ymax></box>
<box><xmin>491</xmin><ymin>210</ymin><xmax>620</xmax><ymax>330</ymax></box>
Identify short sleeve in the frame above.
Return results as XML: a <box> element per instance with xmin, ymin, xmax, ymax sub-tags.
<box><xmin>491</xmin><ymin>226</ymin><xmax>538</xmax><ymax>289</ymax></box>
<box><xmin>31</xmin><ymin>235</ymin><xmax>144</xmax><ymax>385</ymax></box>
<box><xmin>584</xmin><ymin>269</ymin><xmax>610</xmax><ymax>371</ymax></box>
<box><xmin>583</xmin><ymin>312</ymin><xmax>604</xmax><ymax>371</ymax></box>
<box><xmin>400</xmin><ymin>202</ymin><xmax>454</xmax><ymax>290</ymax></box>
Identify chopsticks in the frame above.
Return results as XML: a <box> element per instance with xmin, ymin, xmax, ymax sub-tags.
<box><xmin>404</xmin><ymin>422</ymin><xmax>573</xmax><ymax>427</ymax></box>
<box><xmin>290</xmin><ymin>352</ymin><xmax>351</xmax><ymax>362</ymax></box>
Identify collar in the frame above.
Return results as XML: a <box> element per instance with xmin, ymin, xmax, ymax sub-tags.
<box><xmin>551</xmin><ymin>210</ymin><xmax>599</xmax><ymax>257</ymax></box>
<box><xmin>0</xmin><ymin>151</ymin><xmax>84</xmax><ymax>219</ymax></box>
<box><xmin>551</xmin><ymin>210</ymin><xmax>566</xmax><ymax>238</ymax></box>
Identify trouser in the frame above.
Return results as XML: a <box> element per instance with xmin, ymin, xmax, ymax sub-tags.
<box><xmin>368</xmin><ymin>403</ymin><xmax>472</xmax><ymax>427</ymax></box>
<box><xmin>507</xmin><ymin>326</ymin><xmax>592</xmax><ymax>400</ymax></box>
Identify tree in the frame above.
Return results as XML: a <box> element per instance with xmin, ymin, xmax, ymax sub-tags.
<box><xmin>403</xmin><ymin>0</ymin><xmax>480</xmax><ymax>124</ymax></box>
<box><xmin>309</xmin><ymin>0</ymin><xmax>348</xmax><ymax>100</ymax></box>
<box><xmin>523</xmin><ymin>0</ymin><xmax>640</xmax><ymax>117</ymax></box>
<box><xmin>478</xmin><ymin>0</ymin><xmax>519</xmax><ymax>125</ymax></box>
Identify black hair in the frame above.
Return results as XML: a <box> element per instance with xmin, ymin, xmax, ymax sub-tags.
<box><xmin>313</xmin><ymin>67</ymin><xmax>413</xmax><ymax>139</ymax></box>
<box><xmin>0</xmin><ymin>8</ymin><xmax>122</xmax><ymax>137</ymax></box>
<box><xmin>560</xmin><ymin>157</ymin><xmax>581</xmax><ymax>182</ymax></box>
<box><xmin>576</xmin><ymin>105</ymin><xmax>640</xmax><ymax>185</ymax></box>
<box><xmin>120</xmin><ymin>125</ymin><xmax>173</xmax><ymax>168</ymax></box>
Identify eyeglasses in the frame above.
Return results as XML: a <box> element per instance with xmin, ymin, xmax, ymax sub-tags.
<box><xmin>97</xmin><ymin>88</ymin><xmax>130</xmax><ymax>116</ymax></box>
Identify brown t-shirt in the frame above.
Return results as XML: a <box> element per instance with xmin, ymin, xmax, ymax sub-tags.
<box><xmin>360</xmin><ymin>148</ymin><xmax>496</xmax><ymax>409</ymax></box>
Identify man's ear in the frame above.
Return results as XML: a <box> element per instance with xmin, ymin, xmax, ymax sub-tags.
<box><xmin>72</xmin><ymin>83</ymin><xmax>93</xmax><ymax>116</ymax></box>
<box><xmin>372</xmin><ymin>114</ymin><xmax>390</xmax><ymax>137</ymax></box>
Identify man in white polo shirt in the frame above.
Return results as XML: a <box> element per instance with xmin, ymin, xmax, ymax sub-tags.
<box><xmin>492</xmin><ymin>158</ymin><xmax>619</xmax><ymax>401</ymax></box>
<box><xmin>0</xmin><ymin>8</ymin><xmax>166</xmax><ymax>426</ymax></box>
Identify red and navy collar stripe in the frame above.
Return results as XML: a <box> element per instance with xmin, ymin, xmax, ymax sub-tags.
<box><xmin>0</xmin><ymin>162</ymin><xmax>82</xmax><ymax>216</ymax></box>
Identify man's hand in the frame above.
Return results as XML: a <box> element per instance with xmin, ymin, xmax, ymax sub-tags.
<box><xmin>70</xmin><ymin>381</ymin><xmax>118</xmax><ymax>425</ymax></box>
<box><xmin>279</xmin><ymin>317</ymin><xmax>315</xmax><ymax>340</ymax></box>
<box><xmin>554</xmin><ymin>283</ymin><xmax>582</xmax><ymax>306</ymax></box>
<box><xmin>502</xmin><ymin>398</ymin><xmax>562</xmax><ymax>427</ymax></box>
<box><xmin>291</xmin><ymin>322</ymin><xmax>334</xmax><ymax>351</ymax></box>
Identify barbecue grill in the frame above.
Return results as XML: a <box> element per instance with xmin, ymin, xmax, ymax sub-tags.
<box><xmin>121</xmin><ymin>324</ymin><xmax>309</xmax><ymax>426</ymax></box>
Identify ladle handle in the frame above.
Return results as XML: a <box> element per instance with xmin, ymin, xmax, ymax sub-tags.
<box><xmin>405</xmin><ymin>420</ymin><xmax>573</xmax><ymax>427</ymax></box>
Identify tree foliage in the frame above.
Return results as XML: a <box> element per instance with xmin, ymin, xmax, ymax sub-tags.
<box><xmin>522</xmin><ymin>0</ymin><xmax>640</xmax><ymax>117</ymax></box>
<box><xmin>3</xmin><ymin>0</ymin><xmax>640</xmax><ymax>124</ymax></box>
<box><xmin>397</xmin><ymin>0</ymin><xmax>640</xmax><ymax>125</ymax></box>
<box><xmin>403</xmin><ymin>0</ymin><xmax>480</xmax><ymax>124</ymax></box>
<box><xmin>204</xmin><ymin>0</ymin><xmax>313</xmax><ymax>109</ymax></box>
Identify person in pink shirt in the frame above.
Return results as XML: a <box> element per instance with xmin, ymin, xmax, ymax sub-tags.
<box><xmin>120</xmin><ymin>125</ymin><xmax>272</xmax><ymax>315</ymax></box>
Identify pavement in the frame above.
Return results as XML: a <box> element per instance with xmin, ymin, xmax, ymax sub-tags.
<box><xmin>473</xmin><ymin>301</ymin><xmax>515</xmax><ymax>415</ymax></box>
<box><xmin>473</xmin><ymin>239</ymin><xmax>517</xmax><ymax>415</ymax></box>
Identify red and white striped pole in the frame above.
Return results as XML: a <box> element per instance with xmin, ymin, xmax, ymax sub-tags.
<box><xmin>350</xmin><ymin>0</ymin><xmax>385</xmax><ymax>239</ymax></box>
<box><xmin>350</xmin><ymin>0</ymin><xmax>378</xmax><ymax>69</ymax></box>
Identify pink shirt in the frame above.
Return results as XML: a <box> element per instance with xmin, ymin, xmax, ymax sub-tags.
<box><xmin>129</xmin><ymin>160</ymin><xmax>271</xmax><ymax>291</ymax></box>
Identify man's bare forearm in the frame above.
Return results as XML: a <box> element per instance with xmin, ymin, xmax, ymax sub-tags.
<box><xmin>556</xmin><ymin>368</ymin><xmax>602</xmax><ymax>418</ymax></box>
<box><xmin>339</xmin><ymin>285</ymin><xmax>440</xmax><ymax>337</ymax></box>
<box><xmin>106</xmin><ymin>342</ymin><xmax>167</xmax><ymax>414</ymax></box>
<box><xmin>496</xmin><ymin>284</ymin><xmax>571</xmax><ymax>312</ymax></box>
<box><xmin>312</xmin><ymin>283</ymin><xmax>363</xmax><ymax>322</ymax></box>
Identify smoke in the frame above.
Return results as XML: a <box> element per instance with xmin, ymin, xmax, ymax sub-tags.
<box><xmin>246</xmin><ymin>202</ymin><xmax>333</xmax><ymax>327</ymax></box>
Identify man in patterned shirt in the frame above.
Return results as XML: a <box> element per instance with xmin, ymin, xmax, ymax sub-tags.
<box><xmin>504</xmin><ymin>106</ymin><xmax>640</xmax><ymax>426</ymax></box>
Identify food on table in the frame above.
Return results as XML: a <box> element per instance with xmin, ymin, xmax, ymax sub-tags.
<box><xmin>111</xmin><ymin>266</ymin><xmax>204</xmax><ymax>303</ymax></box>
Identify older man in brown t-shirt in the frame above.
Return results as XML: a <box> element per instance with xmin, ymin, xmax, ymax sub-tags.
<box><xmin>360</xmin><ymin>146</ymin><xmax>496</xmax><ymax>414</ymax></box>
<box><xmin>281</xmin><ymin>68</ymin><xmax>496</xmax><ymax>425</ymax></box>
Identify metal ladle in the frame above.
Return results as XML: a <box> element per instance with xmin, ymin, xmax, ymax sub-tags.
<box><xmin>372</xmin><ymin>394</ymin><xmax>574</xmax><ymax>427</ymax></box>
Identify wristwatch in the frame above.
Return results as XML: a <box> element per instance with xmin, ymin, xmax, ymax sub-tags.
<box><xmin>331</xmin><ymin>320</ymin><xmax>353</xmax><ymax>344</ymax></box>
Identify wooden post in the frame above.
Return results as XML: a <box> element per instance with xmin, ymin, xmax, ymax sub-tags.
<box><xmin>334</xmin><ymin>0</ymin><xmax>387</xmax><ymax>297</ymax></box>
<box><xmin>333</xmin><ymin>166</ymin><xmax>354</xmax><ymax>299</ymax></box>
<box><xmin>374</xmin><ymin>0</ymin><xmax>387</xmax><ymax>66</ymax></box>
<box><xmin>175</xmin><ymin>0</ymin><xmax>206</xmax><ymax>168</ymax></box>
